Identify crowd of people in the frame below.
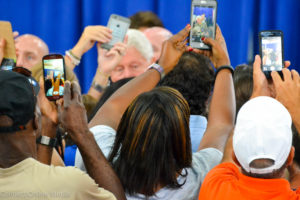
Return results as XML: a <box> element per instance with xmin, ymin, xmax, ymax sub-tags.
<box><xmin>0</xmin><ymin>10</ymin><xmax>300</xmax><ymax>200</ymax></box>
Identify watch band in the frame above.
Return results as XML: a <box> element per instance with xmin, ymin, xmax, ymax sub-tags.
<box><xmin>215</xmin><ymin>65</ymin><xmax>234</xmax><ymax>77</ymax></box>
<box><xmin>148</xmin><ymin>63</ymin><xmax>165</xmax><ymax>79</ymax></box>
<box><xmin>36</xmin><ymin>136</ymin><xmax>57</xmax><ymax>148</ymax></box>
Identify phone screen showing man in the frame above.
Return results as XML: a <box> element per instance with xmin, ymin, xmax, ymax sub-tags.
<box><xmin>190</xmin><ymin>5</ymin><xmax>216</xmax><ymax>49</ymax></box>
<box><xmin>261</xmin><ymin>36</ymin><xmax>283</xmax><ymax>71</ymax></box>
<box><xmin>43</xmin><ymin>58</ymin><xmax>65</xmax><ymax>100</ymax></box>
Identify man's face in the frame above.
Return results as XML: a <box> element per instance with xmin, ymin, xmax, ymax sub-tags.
<box><xmin>143</xmin><ymin>27</ymin><xmax>172</xmax><ymax>62</ymax></box>
<box><xmin>15</xmin><ymin>35</ymin><xmax>48</xmax><ymax>70</ymax></box>
<box><xmin>110</xmin><ymin>46</ymin><xmax>151</xmax><ymax>82</ymax></box>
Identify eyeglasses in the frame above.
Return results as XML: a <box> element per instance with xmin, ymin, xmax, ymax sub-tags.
<box><xmin>12</xmin><ymin>67</ymin><xmax>40</xmax><ymax>96</ymax></box>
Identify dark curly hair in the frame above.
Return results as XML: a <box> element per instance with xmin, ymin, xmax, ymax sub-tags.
<box><xmin>160</xmin><ymin>51</ymin><xmax>214</xmax><ymax>116</ymax></box>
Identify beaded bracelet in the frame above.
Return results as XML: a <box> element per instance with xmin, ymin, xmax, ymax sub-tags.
<box><xmin>65</xmin><ymin>50</ymin><xmax>81</xmax><ymax>66</ymax></box>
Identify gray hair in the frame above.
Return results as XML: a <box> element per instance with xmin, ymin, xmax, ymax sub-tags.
<box><xmin>126</xmin><ymin>29</ymin><xmax>153</xmax><ymax>62</ymax></box>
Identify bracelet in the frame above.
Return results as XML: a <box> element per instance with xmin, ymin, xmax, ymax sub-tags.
<box><xmin>65</xmin><ymin>50</ymin><xmax>81</xmax><ymax>66</ymax></box>
<box><xmin>148</xmin><ymin>63</ymin><xmax>165</xmax><ymax>79</ymax></box>
<box><xmin>92</xmin><ymin>81</ymin><xmax>105</xmax><ymax>93</ymax></box>
<box><xmin>215</xmin><ymin>65</ymin><xmax>234</xmax><ymax>77</ymax></box>
<box><xmin>36</xmin><ymin>136</ymin><xmax>57</xmax><ymax>148</ymax></box>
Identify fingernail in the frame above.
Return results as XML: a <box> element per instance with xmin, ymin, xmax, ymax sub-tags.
<box><xmin>201</xmin><ymin>37</ymin><xmax>205</xmax><ymax>41</ymax></box>
<box><xmin>188</xmin><ymin>47</ymin><xmax>193</xmax><ymax>52</ymax></box>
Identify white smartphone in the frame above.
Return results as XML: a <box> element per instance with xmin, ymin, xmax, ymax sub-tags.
<box><xmin>101</xmin><ymin>14</ymin><xmax>131</xmax><ymax>50</ymax></box>
<box><xmin>189</xmin><ymin>0</ymin><xmax>218</xmax><ymax>50</ymax></box>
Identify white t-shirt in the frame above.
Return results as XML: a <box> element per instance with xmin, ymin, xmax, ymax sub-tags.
<box><xmin>75</xmin><ymin>125</ymin><xmax>223</xmax><ymax>200</ymax></box>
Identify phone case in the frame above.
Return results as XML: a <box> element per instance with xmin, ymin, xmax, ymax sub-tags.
<box><xmin>42</xmin><ymin>54</ymin><xmax>66</xmax><ymax>101</ymax></box>
<box><xmin>259</xmin><ymin>30</ymin><xmax>284</xmax><ymax>79</ymax></box>
<box><xmin>101</xmin><ymin>14</ymin><xmax>131</xmax><ymax>50</ymax></box>
<box><xmin>189</xmin><ymin>0</ymin><xmax>218</xmax><ymax>50</ymax></box>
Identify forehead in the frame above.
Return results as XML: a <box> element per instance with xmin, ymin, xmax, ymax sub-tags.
<box><xmin>15</xmin><ymin>36</ymin><xmax>44</xmax><ymax>54</ymax></box>
<box><xmin>119</xmin><ymin>46</ymin><xmax>147</xmax><ymax>65</ymax></box>
<box><xmin>143</xmin><ymin>29</ymin><xmax>170</xmax><ymax>46</ymax></box>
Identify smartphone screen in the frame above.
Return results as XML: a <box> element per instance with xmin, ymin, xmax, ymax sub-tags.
<box><xmin>43</xmin><ymin>54</ymin><xmax>66</xmax><ymax>101</ymax></box>
<box><xmin>102</xmin><ymin>14</ymin><xmax>131</xmax><ymax>50</ymax></box>
<box><xmin>260</xmin><ymin>33</ymin><xmax>284</xmax><ymax>72</ymax></box>
<box><xmin>190</xmin><ymin>0</ymin><xmax>217</xmax><ymax>50</ymax></box>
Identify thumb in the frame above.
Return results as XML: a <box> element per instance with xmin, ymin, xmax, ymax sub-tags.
<box><xmin>253</xmin><ymin>55</ymin><xmax>262</xmax><ymax>75</ymax></box>
<box><xmin>202</xmin><ymin>37</ymin><xmax>216</xmax><ymax>47</ymax></box>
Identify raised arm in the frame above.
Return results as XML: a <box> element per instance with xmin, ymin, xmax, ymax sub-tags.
<box><xmin>197</xmin><ymin>37</ymin><xmax>236</xmax><ymax>152</ymax></box>
<box><xmin>272</xmin><ymin>68</ymin><xmax>300</xmax><ymax>133</ymax></box>
<box><xmin>89</xmin><ymin>25</ymin><xmax>191</xmax><ymax>130</ymax></box>
<box><xmin>59</xmin><ymin>81</ymin><xmax>126</xmax><ymax>200</ymax></box>
<box><xmin>87</xmin><ymin>42</ymin><xmax>126</xmax><ymax>101</ymax></box>
<box><xmin>65</xmin><ymin>26</ymin><xmax>112</xmax><ymax>70</ymax></box>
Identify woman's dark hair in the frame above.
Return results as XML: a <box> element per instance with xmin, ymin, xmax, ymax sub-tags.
<box><xmin>88</xmin><ymin>77</ymin><xmax>133</xmax><ymax>122</ymax></box>
<box><xmin>233</xmin><ymin>64</ymin><xmax>253</xmax><ymax>114</ymax></box>
<box><xmin>108</xmin><ymin>86</ymin><xmax>192</xmax><ymax>196</ymax></box>
<box><xmin>130</xmin><ymin>11</ymin><xmax>164</xmax><ymax>29</ymax></box>
<box><xmin>160</xmin><ymin>51</ymin><xmax>215</xmax><ymax>116</ymax></box>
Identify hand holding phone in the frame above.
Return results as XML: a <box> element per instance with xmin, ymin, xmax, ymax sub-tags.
<box><xmin>101</xmin><ymin>14</ymin><xmax>131</xmax><ymax>50</ymax></box>
<box><xmin>259</xmin><ymin>30</ymin><xmax>284</xmax><ymax>78</ymax></box>
<box><xmin>190</xmin><ymin>0</ymin><xmax>217</xmax><ymax>50</ymax></box>
<box><xmin>43</xmin><ymin>54</ymin><xmax>66</xmax><ymax>101</ymax></box>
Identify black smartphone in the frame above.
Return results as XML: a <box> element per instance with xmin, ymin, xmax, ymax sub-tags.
<box><xmin>259</xmin><ymin>30</ymin><xmax>284</xmax><ymax>78</ymax></box>
<box><xmin>190</xmin><ymin>0</ymin><xmax>217</xmax><ymax>50</ymax></box>
<box><xmin>42</xmin><ymin>54</ymin><xmax>66</xmax><ymax>101</ymax></box>
<box><xmin>101</xmin><ymin>14</ymin><xmax>131</xmax><ymax>50</ymax></box>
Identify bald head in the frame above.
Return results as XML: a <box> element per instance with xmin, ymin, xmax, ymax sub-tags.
<box><xmin>143</xmin><ymin>27</ymin><xmax>173</xmax><ymax>62</ymax></box>
<box><xmin>15</xmin><ymin>34</ymin><xmax>49</xmax><ymax>70</ymax></box>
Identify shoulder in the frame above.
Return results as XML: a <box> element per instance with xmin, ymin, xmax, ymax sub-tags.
<box><xmin>192</xmin><ymin>148</ymin><xmax>223</xmax><ymax>171</ymax></box>
<box><xmin>198</xmin><ymin>163</ymin><xmax>239</xmax><ymax>199</ymax></box>
<box><xmin>75</xmin><ymin>125</ymin><xmax>116</xmax><ymax>170</ymax></box>
<box><xmin>51</xmin><ymin>165</ymin><xmax>116</xmax><ymax>199</ymax></box>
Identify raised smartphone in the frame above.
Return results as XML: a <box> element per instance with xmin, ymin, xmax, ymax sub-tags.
<box><xmin>42</xmin><ymin>54</ymin><xmax>66</xmax><ymax>101</ymax></box>
<box><xmin>259</xmin><ymin>30</ymin><xmax>284</xmax><ymax>78</ymax></box>
<box><xmin>190</xmin><ymin>0</ymin><xmax>217</xmax><ymax>50</ymax></box>
<box><xmin>0</xmin><ymin>21</ymin><xmax>16</xmax><ymax>70</ymax></box>
<box><xmin>101</xmin><ymin>14</ymin><xmax>131</xmax><ymax>50</ymax></box>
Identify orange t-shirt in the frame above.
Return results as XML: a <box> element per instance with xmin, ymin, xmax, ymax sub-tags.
<box><xmin>198</xmin><ymin>163</ymin><xmax>300</xmax><ymax>200</ymax></box>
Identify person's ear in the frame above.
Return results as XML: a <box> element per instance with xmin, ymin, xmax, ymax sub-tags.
<box><xmin>287</xmin><ymin>146</ymin><xmax>295</xmax><ymax>167</ymax></box>
<box><xmin>232</xmin><ymin>152</ymin><xmax>241</xmax><ymax>167</ymax></box>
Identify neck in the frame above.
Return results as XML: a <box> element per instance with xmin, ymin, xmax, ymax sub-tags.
<box><xmin>0</xmin><ymin>132</ymin><xmax>37</xmax><ymax>168</ymax></box>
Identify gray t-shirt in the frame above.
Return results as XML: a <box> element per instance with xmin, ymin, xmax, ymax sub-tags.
<box><xmin>75</xmin><ymin>125</ymin><xmax>223</xmax><ymax>200</ymax></box>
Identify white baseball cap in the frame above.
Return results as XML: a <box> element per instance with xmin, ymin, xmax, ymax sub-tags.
<box><xmin>233</xmin><ymin>96</ymin><xmax>292</xmax><ymax>174</ymax></box>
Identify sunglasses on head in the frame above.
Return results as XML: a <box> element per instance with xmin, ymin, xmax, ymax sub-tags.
<box><xmin>12</xmin><ymin>67</ymin><xmax>40</xmax><ymax>96</ymax></box>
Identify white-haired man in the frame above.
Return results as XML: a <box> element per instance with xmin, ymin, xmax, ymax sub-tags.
<box><xmin>109</xmin><ymin>29</ymin><xmax>155</xmax><ymax>82</ymax></box>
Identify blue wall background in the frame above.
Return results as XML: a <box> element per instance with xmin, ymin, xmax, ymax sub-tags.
<box><xmin>0</xmin><ymin>0</ymin><xmax>299</xmax><ymax>93</ymax></box>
